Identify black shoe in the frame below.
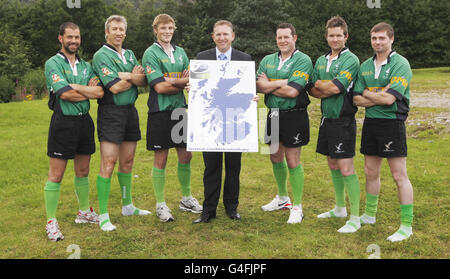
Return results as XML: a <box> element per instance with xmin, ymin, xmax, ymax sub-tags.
<box><xmin>193</xmin><ymin>213</ymin><xmax>215</xmax><ymax>224</ymax></box>
<box><xmin>226</xmin><ymin>210</ymin><xmax>241</xmax><ymax>220</ymax></box>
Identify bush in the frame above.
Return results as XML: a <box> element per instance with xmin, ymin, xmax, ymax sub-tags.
<box><xmin>0</xmin><ymin>75</ymin><xmax>15</xmax><ymax>103</ymax></box>
<box><xmin>22</xmin><ymin>68</ymin><xmax>47</xmax><ymax>99</ymax></box>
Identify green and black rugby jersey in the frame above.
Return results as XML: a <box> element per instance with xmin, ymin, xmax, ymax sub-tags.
<box><xmin>309</xmin><ymin>48</ymin><xmax>360</xmax><ymax>119</ymax></box>
<box><xmin>353</xmin><ymin>51</ymin><xmax>412</xmax><ymax>120</ymax></box>
<box><xmin>92</xmin><ymin>43</ymin><xmax>140</xmax><ymax>106</ymax></box>
<box><xmin>44</xmin><ymin>51</ymin><xmax>98</xmax><ymax>115</ymax></box>
<box><xmin>142</xmin><ymin>42</ymin><xmax>189</xmax><ymax>113</ymax></box>
<box><xmin>257</xmin><ymin>49</ymin><xmax>313</xmax><ymax>110</ymax></box>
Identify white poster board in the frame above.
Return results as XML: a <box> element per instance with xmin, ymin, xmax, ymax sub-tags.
<box><xmin>187</xmin><ymin>60</ymin><xmax>258</xmax><ymax>152</ymax></box>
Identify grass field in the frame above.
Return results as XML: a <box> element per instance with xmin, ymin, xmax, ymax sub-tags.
<box><xmin>0</xmin><ymin>67</ymin><xmax>449</xmax><ymax>259</ymax></box>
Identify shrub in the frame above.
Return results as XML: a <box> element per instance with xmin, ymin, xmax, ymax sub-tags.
<box><xmin>0</xmin><ymin>75</ymin><xmax>15</xmax><ymax>103</ymax></box>
<box><xmin>22</xmin><ymin>68</ymin><xmax>47</xmax><ymax>99</ymax></box>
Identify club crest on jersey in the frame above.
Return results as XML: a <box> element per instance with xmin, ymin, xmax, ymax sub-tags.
<box><xmin>52</xmin><ymin>74</ymin><xmax>63</xmax><ymax>83</ymax></box>
<box><xmin>146</xmin><ymin>65</ymin><xmax>155</xmax><ymax>75</ymax></box>
<box><xmin>383</xmin><ymin>68</ymin><xmax>391</xmax><ymax>79</ymax></box>
<box><xmin>102</xmin><ymin>67</ymin><xmax>112</xmax><ymax>76</ymax></box>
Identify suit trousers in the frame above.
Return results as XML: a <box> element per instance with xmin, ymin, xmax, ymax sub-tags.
<box><xmin>202</xmin><ymin>152</ymin><xmax>242</xmax><ymax>215</ymax></box>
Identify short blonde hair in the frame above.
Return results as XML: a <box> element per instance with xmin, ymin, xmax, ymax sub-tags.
<box><xmin>105</xmin><ymin>15</ymin><xmax>127</xmax><ymax>39</ymax></box>
<box><xmin>213</xmin><ymin>20</ymin><xmax>233</xmax><ymax>33</ymax></box>
<box><xmin>152</xmin><ymin>14</ymin><xmax>176</xmax><ymax>31</ymax></box>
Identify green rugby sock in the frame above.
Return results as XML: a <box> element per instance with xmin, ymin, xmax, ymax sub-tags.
<box><xmin>177</xmin><ymin>162</ymin><xmax>191</xmax><ymax>198</ymax></box>
<box><xmin>400</xmin><ymin>204</ymin><xmax>414</xmax><ymax>227</ymax></box>
<box><xmin>74</xmin><ymin>176</ymin><xmax>90</xmax><ymax>211</ymax></box>
<box><xmin>289</xmin><ymin>164</ymin><xmax>305</xmax><ymax>206</ymax></box>
<box><xmin>331</xmin><ymin>169</ymin><xmax>346</xmax><ymax>207</ymax></box>
<box><xmin>343</xmin><ymin>174</ymin><xmax>361</xmax><ymax>217</ymax></box>
<box><xmin>152</xmin><ymin>167</ymin><xmax>166</xmax><ymax>203</ymax></box>
<box><xmin>44</xmin><ymin>181</ymin><xmax>61</xmax><ymax>221</ymax></box>
<box><xmin>365</xmin><ymin>193</ymin><xmax>379</xmax><ymax>217</ymax></box>
<box><xmin>117</xmin><ymin>172</ymin><xmax>132</xmax><ymax>206</ymax></box>
<box><xmin>272</xmin><ymin>161</ymin><xmax>288</xmax><ymax>197</ymax></box>
<box><xmin>96</xmin><ymin>175</ymin><xmax>111</xmax><ymax>215</ymax></box>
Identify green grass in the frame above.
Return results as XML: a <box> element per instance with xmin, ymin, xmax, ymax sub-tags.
<box><xmin>0</xmin><ymin>68</ymin><xmax>449</xmax><ymax>259</ymax></box>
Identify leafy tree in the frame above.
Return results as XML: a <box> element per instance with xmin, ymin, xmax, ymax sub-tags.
<box><xmin>0</xmin><ymin>27</ymin><xmax>32</xmax><ymax>82</ymax></box>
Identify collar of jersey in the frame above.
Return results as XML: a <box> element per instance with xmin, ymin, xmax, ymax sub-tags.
<box><xmin>325</xmin><ymin>47</ymin><xmax>349</xmax><ymax>60</ymax></box>
<box><xmin>278</xmin><ymin>49</ymin><xmax>299</xmax><ymax>62</ymax></box>
<box><xmin>372</xmin><ymin>50</ymin><xmax>397</xmax><ymax>64</ymax></box>
<box><xmin>57</xmin><ymin>51</ymin><xmax>80</xmax><ymax>64</ymax></box>
<box><xmin>103</xmin><ymin>43</ymin><xmax>128</xmax><ymax>64</ymax></box>
<box><xmin>153</xmin><ymin>42</ymin><xmax>177</xmax><ymax>52</ymax></box>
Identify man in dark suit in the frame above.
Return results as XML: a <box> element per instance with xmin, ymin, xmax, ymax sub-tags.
<box><xmin>193</xmin><ymin>20</ymin><xmax>252</xmax><ymax>223</ymax></box>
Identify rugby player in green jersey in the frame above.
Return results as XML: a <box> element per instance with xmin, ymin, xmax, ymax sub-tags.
<box><xmin>43</xmin><ymin>22</ymin><xmax>104</xmax><ymax>241</ymax></box>
<box><xmin>307</xmin><ymin>16</ymin><xmax>362</xmax><ymax>233</ymax></box>
<box><xmin>142</xmin><ymin>14</ymin><xmax>202</xmax><ymax>222</ymax></box>
<box><xmin>93</xmin><ymin>15</ymin><xmax>150</xmax><ymax>232</ymax></box>
<box><xmin>256</xmin><ymin>23</ymin><xmax>313</xmax><ymax>224</ymax></box>
<box><xmin>353</xmin><ymin>22</ymin><xmax>414</xmax><ymax>242</ymax></box>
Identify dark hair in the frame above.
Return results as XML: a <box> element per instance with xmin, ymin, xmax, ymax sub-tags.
<box><xmin>59</xmin><ymin>22</ymin><xmax>80</xmax><ymax>36</ymax></box>
<box><xmin>277</xmin><ymin>23</ymin><xmax>296</xmax><ymax>36</ymax></box>
<box><xmin>371</xmin><ymin>22</ymin><xmax>394</xmax><ymax>38</ymax></box>
<box><xmin>326</xmin><ymin>16</ymin><xmax>348</xmax><ymax>36</ymax></box>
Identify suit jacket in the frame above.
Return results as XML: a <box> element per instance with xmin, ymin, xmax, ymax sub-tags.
<box><xmin>196</xmin><ymin>48</ymin><xmax>252</xmax><ymax>61</ymax></box>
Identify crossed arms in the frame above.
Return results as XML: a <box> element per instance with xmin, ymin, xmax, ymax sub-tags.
<box><xmin>256</xmin><ymin>72</ymin><xmax>299</xmax><ymax>98</ymax></box>
<box><xmin>353</xmin><ymin>84</ymin><xmax>395</xmax><ymax>107</ymax></box>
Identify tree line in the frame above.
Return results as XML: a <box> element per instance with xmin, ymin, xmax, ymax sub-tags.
<box><xmin>0</xmin><ymin>0</ymin><xmax>448</xmax><ymax>102</ymax></box>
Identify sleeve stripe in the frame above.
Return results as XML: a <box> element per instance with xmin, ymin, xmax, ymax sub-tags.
<box><xmin>332</xmin><ymin>79</ymin><xmax>346</xmax><ymax>93</ymax></box>
<box><xmin>105</xmin><ymin>78</ymin><xmax>122</xmax><ymax>90</ymax></box>
<box><xmin>386</xmin><ymin>88</ymin><xmax>404</xmax><ymax>101</ymax></box>
<box><xmin>55</xmin><ymin>85</ymin><xmax>73</xmax><ymax>96</ymax></box>
<box><xmin>288</xmin><ymin>81</ymin><xmax>305</xmax><ymax>94</ymax></box>
<box><xmin>149</xmin><ymin>76</ymin><xmax>166</xmax><ymax>88</ymax></box>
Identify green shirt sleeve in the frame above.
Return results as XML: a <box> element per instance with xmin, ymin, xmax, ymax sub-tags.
<box><xmin>44</xmin><ymin>59</ymin><xmax>72</xmax><ymax>96</ymax></box>
<box><xmin>352</xmin><ymin>68</ymin><xmax>366</xmax><ymax>96</ymax></box>
<box><xmin>287</xmin><ymin>55</ymin><xmax>313</xmax><ymax>91</ymax></box>
<box><xmin>333</xmin><ymin>55</ymin><xmax>360</xmax><ymax>93</ymax></box>
<box><xmin>142</xmin><ymin>49</ymin><xmax>165</xmax><ymax>87</ymax></box>
<box><xmin>256</xmin><ymin>57</ymin><xmax>267</xmax><ymax>76</ymax></box>
<box><xmin>386</xmin><ymin>60</ymin><xmax>412</xmax><ymax>100</ymax></box>
<box><xmin>93</xmin><ymin>52</ymin><xmax>121</xmax><ymax>89</ymax></box>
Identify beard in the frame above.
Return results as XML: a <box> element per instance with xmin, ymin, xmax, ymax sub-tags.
<box><xmin>63</xmin><ymin>43</ymin><xmax>79</xmax><ymax>54</ymax></box>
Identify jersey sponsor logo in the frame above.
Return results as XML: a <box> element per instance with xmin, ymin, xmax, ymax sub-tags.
<box><xmin>284</xmin><ymin>61</ymin><xmax>294</xmax><ymax>69</ymax></box>
<box><xmin>292</xmin><ymin>70</ymin><xmax>309</xmax><ymax>80</ymax></box>
<box><xmin>102</xmin><ymin>67</ymin><xmax>112</xmax><ymax>76</ymax></box>
<box><xmin>339</xmin><ymin>70</ymin><xmax>353</xmax><ymax>82</ymax></box>
<box><xmin>164</xmin><ymin>72</ymin><xmax>182</xmax><ymax>78</ymax></box>
<box><xmin>367</xmin><ymin>87</ymin><xmax>385</xmax><ymax>93</ymax></box>
<box><xmin>390</xmin><ymin>76</ymin><xmax>408</xmax><ymax>87</ymax></box>
<box><xmin>52</xmin><ymin>74</ymin><xmax>64</xmax><ymax>83</ymax></box>
<box><xmin>265</xmin><ymin>64</ymin><xmax>276</xmax><ymax>69</ymax></box>
<box><xmin>114</xmin><ymin>59</ymin><xmax>122</xmax><ymax>64</ymax></box>
<box><xmin>362</xmin><ymin>71</ymin><xmax>373</xmax><ymax>76</ymax></box>
<box><xmin>383</xmin><ymin>67</ymin><xmax>391</xmax><ymax>79</ymax></box>
<box><xmin>160</xmin><ymin>58</ymin><xmax>170</xmax><ymax>63</ymax></box>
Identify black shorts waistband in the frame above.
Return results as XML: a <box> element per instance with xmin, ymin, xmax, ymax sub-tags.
<box><xmin>322</xmin><ymin>115</ymin><xmax>355</xmax><ymax>122</ymax></box>
<box><xmin>100</xmin><ymin>104</ymin><xmax>135</xmax><ymax>109</ymax></box>
<box><xmin>270</xmin><ymin>107</ymin><xmax>306</xmax><ymax>113</ymax></box>
<box><xmin>57</xmin><ymin>113</ymin><xmax>90</xmax><ymax>120</ymax></box>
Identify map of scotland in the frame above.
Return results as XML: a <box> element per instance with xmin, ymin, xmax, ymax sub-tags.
<box><xmin>187</xmin><ymin>60</ymin><xmax>258</xmax><ymax>152</ymax></box>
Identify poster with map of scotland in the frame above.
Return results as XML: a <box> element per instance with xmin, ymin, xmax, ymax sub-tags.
<box><xmin>187</xmin><ymin>60</ymin><xmax>258</xmax><ymax>152</ymax></box>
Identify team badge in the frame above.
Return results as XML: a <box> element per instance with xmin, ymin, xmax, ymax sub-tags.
<box><xmin>146</xmin><ymin>65</ymin><xmax>155</xmax><ymax>75</ymax></box>
<box><xmin>102</xmin><ymin>67</ymin><xmax>112</xmax><ymax>76</ymax></box>
<box><xmin>52</xmin><ymin>74</ymin><xmax>63</xmax><ymax>83</ymax></box>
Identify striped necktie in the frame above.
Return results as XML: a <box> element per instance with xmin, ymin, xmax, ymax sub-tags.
<box><xmin>218</xmin><ymin>53</ymin><xmax>227</xmax><ymax>60</ymax></box>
